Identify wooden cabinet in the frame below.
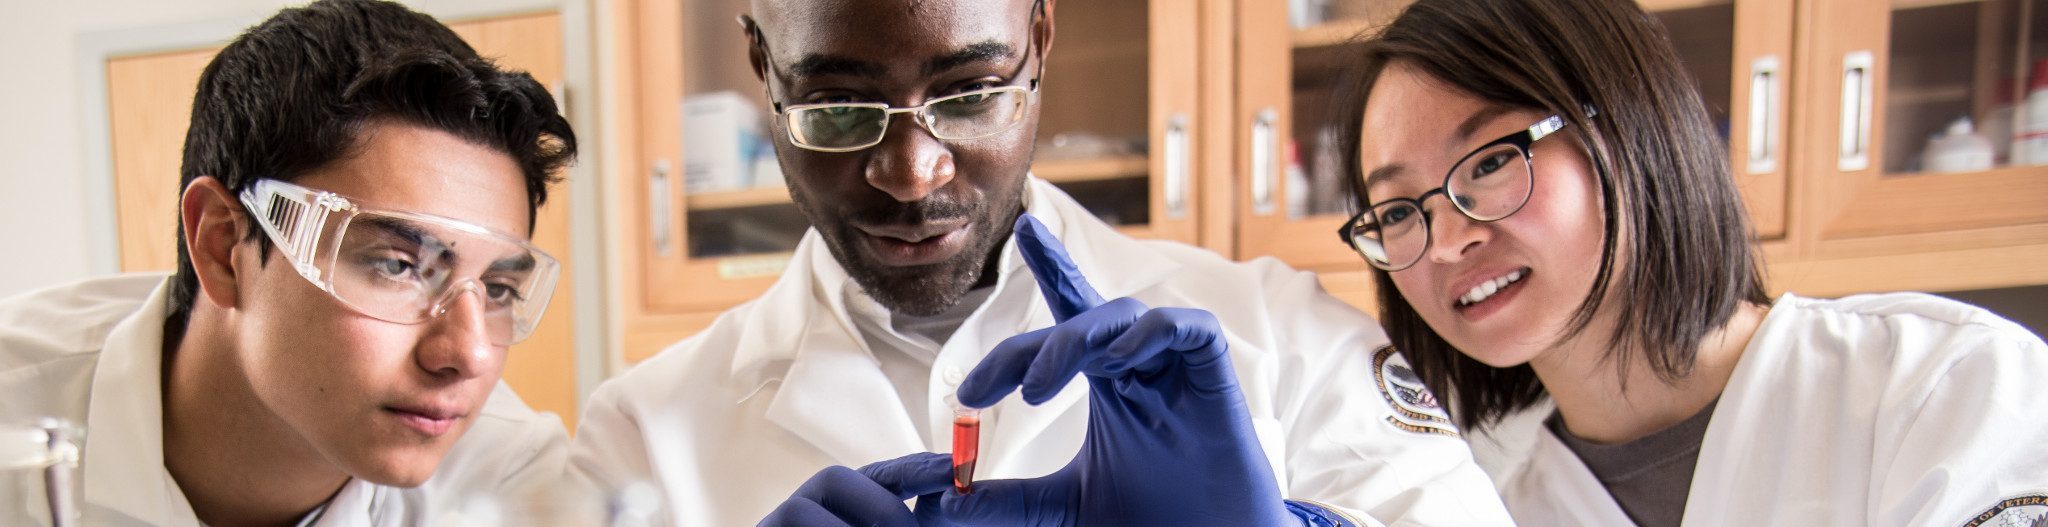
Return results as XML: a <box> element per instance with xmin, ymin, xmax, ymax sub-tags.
<box><xmin>608</xmin><ymin>0</ymin><xmax>2048</xmax><ymax>364</ymax></box>
<box><xmin>1230</xmin><ymin>0</ymin><xmax>2046</xmax><ymax>315</ymax></box>
<box><xmin>608</xmin><ymin>0</ymin><xmax>1203</xmax><ymax>362</ymax></box>
<box><xmin>104</xmin><ymin>12</ymin><xmax>583</xmax><ymax>425</ymax></box>
<box><xmin>1778</xmin><ymin>0</ymin><xmax>2048</xmax><ymax>295</ymax></box>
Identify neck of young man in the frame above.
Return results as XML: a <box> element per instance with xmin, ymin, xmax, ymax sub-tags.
<box><xmin>161</xmin><ymin>312</ymin><xmax>350</xmax><ymax>527</ymax></box>
<box><xmin>1528</xmin><ymin>302</ymin><xmax>1768</xmax><ymax>445</ymax></box>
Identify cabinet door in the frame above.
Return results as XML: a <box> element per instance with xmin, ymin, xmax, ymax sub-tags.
<box><xmin>1777</xmin><ymin>0</ymin><xmax>2048</xmax><ymax>293</ymax></box>
<box><xmin>614</xmin><ymin>0</ymin><xmax>1201</xmax><ymax>362</ymax></box>
<box><xmin>106</xmin><ymin>13</ymin><xmax>581</xmax><ymax>425</ymax></box>
<box><xmin>1791</xmin><ymin>0</ymin><xmax>2048</xmax><ymax>293</ymax></box>
<box><xmin>1648</xmin><ymin>0</ymin><xmax>1795</xmax><ymax>242</ymax></box>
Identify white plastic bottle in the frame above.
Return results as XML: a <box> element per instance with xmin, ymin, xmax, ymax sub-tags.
<box><xmin>2013</xmin><ymin>59</ymin><xmax>2048</xmax><ymax>166</ymax></box>
<box><xmin>1285</xmin><ymin>141</ymin><xmax>1311</xmax><ymax>219</ymax></box>
<box><xmin>1924</xmin><ymin>116</ymin><xmax>1994</xmax><ymax>173</ymax></box>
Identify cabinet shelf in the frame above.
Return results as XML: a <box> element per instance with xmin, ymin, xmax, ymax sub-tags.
<box><xmin>685</xmin><ymin>186</ymin><xmax>791</xmax><ymax>211</ymax></box>
<box><xmin>1035</xmin><ymin>154</ymin><xmax>1150</xmax><ymax>183</ymax></box>
<box><xmin>679</xmin><ymin>154</ymin><xmax>1150</xmax><ymax>211</ymax></box>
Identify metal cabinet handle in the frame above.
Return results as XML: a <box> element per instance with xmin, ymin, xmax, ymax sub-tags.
<box><xmin>1838</xmin><ymin>51</ymin><xmax>1874</xmax><ymax>171</ymax></box>
<box><xmin>650</xmin><ymin>160</ymin><xmax>673</xmax><ymax>257</ymax></box>
<box><xmin>1250</xmin><ymin>108</ymin><xmax>1278</xmax><ymax>216</ymax></box>
<box><xmin>1163</xmin><ymin>113</ymin><xmax>1191</xmax><ymax>220</ymax></box>
<box><xmin>1747</xmin><ymin>55</ymin><xmax>1780</xmax><ymax>174</ymax></box>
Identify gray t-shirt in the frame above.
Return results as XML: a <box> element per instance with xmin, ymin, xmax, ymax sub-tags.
<box><xmin>1544</xmin><ymin>400</ymin><xmax>1718</xmax><ymax>527</ymax></box>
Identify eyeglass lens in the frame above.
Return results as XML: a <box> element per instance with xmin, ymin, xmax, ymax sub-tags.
<box><xmin>787</xmin><ymin>88</ymin><xmax>1029</xmax><ymax>150</ymax></box>
<box><xmin>1350</xmin><ymin>142</ymin><xmax>1534</xmax><ymax>270</ymax></box>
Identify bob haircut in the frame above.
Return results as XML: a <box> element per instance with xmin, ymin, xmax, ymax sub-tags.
<box><xmin>1334</xmin><ymin>0</ymin><xmax>1769</xmax><ymax>430</ymax></box>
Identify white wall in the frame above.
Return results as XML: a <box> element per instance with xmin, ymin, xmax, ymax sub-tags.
<box><xmin>0</xmin><ymin>0</ymin><xmax>302</xmax><ymax>298</ymax></box>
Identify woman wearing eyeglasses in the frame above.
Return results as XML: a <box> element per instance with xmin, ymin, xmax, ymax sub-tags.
<box><xmin>1334</xmin><ymin>0</ymin><xmax>2048</xmax><ymax>526</ymax></box>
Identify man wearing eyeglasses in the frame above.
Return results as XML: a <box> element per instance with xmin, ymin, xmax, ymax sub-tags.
<box><xmin>0</xmin><ymin>1</ymin><xmax>576</xmax><ymax>525</ymax></box>
<box><xmin>570</xmin><ymin>0</ymin><xmax>1509</xmax><ymax>525</ymax></box>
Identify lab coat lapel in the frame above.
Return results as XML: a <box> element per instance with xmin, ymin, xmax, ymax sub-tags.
<box><xmin>1506</xmin><ymin>430</ymin><xmax>1638</xmax><ymax>526</ymax></box>
<box><xmin>982</xmin><ymin>178</ymin><xmax>1180</xmax><ymax>471</ymax></box>
<box><xmin>748</xmin><ymin>233</ymin><xmax>924</xmax><ymax>467</ymax></box>
<box><xmin>762</xmin><ymin>320</ymin><xmax>924</xmax><ymax>467</ymax></box>
<box><xmin>80</xmin><ymin>280</ymin><xmax>203</xmax><ymax>525</ymax></box>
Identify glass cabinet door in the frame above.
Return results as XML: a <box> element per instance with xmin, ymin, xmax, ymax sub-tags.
<box><xmin>620</xmin><ymin>0</ymin><xmax>1201</xmax><ymax>318</ymax></box>
<box><xmin>1802</xmin><ymin>0</ymin><xmax>2048</xmax><ymax>246</ymax></box>
<box><xmin>1234</xmin><ymin>0</ymin><xmax>1402</xmax><ymax>276</ymax></box>
<box><xmin>1648</xmin><ymin>0</ymin><xmax>1795</xmax><ymax>241</ymax></box>
<box><xmin>1034</xmin><ymin>0</ymin><xmax>1200</xmax><ymax>245</ymax></box>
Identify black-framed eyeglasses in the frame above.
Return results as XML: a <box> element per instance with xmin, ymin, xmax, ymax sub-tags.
<box><xmin>1337</xmin><ymin>114</ymin><xmax>1569</xmax><ymax>271</ymax></box>
<box><xmin>746</xmin><ymin>5</ymin><xmax>1046</xmax><ymax>153</ymax></box>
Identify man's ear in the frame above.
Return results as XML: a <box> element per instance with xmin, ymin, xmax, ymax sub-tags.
<box><xmin>739</xmin><ymin>14</ymin><xmax>768</xmax><ymax>83</ymax></box>
<box><xmin>1034</xmin><ymin>0</ymin><xmax>1056</xmax><ymax>79</ymax></box>
<box><xmin>181</xmin><ymin>177</ymin><xmax>248</xmax><ymax>310</ymax></box>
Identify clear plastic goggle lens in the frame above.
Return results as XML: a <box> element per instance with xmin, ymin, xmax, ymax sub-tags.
<box><xmin>240</xmin><ymin>179</ymin><xmax>559</xmax><ymax>345</ymax></box>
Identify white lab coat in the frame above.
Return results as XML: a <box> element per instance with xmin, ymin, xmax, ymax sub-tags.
<box><xmin>571</xmin><ymin>178</ymin><xmax>1511</xmax><ymax>526</ymax></box>
<box><xmin>1471</xmin><ymin>292</ymin><xmax>2048</xmax><ymax>526</ymax></box>
<box><xmin>0</xmin><ymin>274</ymin><xmax>567</xmax><ymax>526</ymax></box>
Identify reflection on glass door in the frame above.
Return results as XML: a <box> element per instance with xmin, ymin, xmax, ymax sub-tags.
<box><xmin>1881</xmin><ymin>0</ymin><xmax>2047</xmax><ymax>176</ymax></box>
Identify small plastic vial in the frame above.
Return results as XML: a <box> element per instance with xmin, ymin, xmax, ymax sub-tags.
<box><xmin>950</xmin><ymin>400</ymin><xmax>981</xmax><ymax>494</ymax></box>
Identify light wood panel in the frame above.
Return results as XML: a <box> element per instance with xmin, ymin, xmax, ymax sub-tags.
<box><xmin>450</xmin><ymin>12</ymin><xmax>578</xmax><ymax>428</ymax></box>
<box><xmin>108</xmin><ymin>48</ymin><xmax>216</xmax><ymax>273</ymax></box>
<box><xmin>104</xmin><ymin>12</ymin><xmax>580</xmax><ymax>426</ymax></box>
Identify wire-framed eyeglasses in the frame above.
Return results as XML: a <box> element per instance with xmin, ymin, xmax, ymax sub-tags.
<box><xmin>747</xmin><ymin>5</ymin><xmax>1045</xmax><ymax>153</ymax></box>
<box><xmin>1337</xmin><ymin>114</ymin><xmax>1569</xmax><ymax>272</ymax></box>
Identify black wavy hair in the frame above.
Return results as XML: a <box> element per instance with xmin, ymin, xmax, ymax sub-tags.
<box><xmin>165</xmin><ymin>0</ymin><xmax>577</xmax><ymax>332</ymax></box>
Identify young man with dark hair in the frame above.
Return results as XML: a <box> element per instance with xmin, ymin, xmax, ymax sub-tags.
<box><xmin>0</xmin><ymin>0</ymin><xmax>577</xmax><ymax>524</ymax></box>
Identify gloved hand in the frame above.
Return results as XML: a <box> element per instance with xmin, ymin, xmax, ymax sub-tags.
<box><xmin>942</xmin><ymin>213</ymin><xmax>1304</xmax><ymax>527</ymax></box>
<box><xmin>758</xmin><ymin>453</ymin><xmax>953</xmax><ymax>527</ymax></box>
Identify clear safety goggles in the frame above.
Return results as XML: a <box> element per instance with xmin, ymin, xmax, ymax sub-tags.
<box><xmin>239</xmin><ymin>179</ymin><xmax>559</xmax><ymax>346</ymax></box>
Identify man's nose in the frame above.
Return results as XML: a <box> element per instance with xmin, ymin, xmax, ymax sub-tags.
<box><xmin>414</xmin><ymin>282</ymin><xmax>498</xmax><ymax>380</ymax></box>
<box><xmin>864</xmin><ymin>113</ymin><xmax>957</xmax><ymax>202</ymax></box>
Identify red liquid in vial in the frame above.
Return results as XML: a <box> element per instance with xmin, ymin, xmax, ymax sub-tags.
<box><xmin>952</xmin><ymin>415</ymin><xmax>980</xmax><ymax>493</ymax></box>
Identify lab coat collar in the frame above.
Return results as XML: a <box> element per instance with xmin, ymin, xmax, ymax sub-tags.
<box><xmin>725</xmin><ymin>221</ymin><xmax>922</xmax><ymax>467</ymax></box>
<box><xmin>1506</xmin><ymin>427</ymin><xmax>1637</xmax><ymax>526</ymax></box>
<box><xmin>81</xmin><ymin>278</ymin><xmax>385</xmax><ymax>527</ymax></box>
<box><xmin>81</xmin><ymin>278</ymin><xmax>200</xmax><ymax>525</ymax></box>
<box><xmin>729</xmin><ymin>176</ymin><xmax>1181</xmax><ymax>466</ymax></box>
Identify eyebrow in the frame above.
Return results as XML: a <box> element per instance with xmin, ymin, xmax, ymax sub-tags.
<box><xmin>357</xmin><ymin>217</ymin><xmax>458</xmax><ymax>266</ymax></box>
<box><xmin>1363</xmin><ymin>163</ymin><xmax>1405</xmax><ymax>194</ymax></box>
<box><xmin>1366</xmin><ymin>104</ymin><xmax>1519</xmax><ymax>193</ymax></box>
<box><xmin>925</xmin><ymin>41</ymin><xmax>1016</xmax><ymax>76</ymax></box>
<box><xmin>1454</xmin><ymin>104</ymin><xmax>1515</xmax><ymax>144</ymax></box>
<box><xmin>489</xmin><ymin>253</ymin><xmax>537</xmax><ymax>273</ymax></box>
<box><xmin>788</xmin><ymin>54</ymin><xmax>886</xmax><ymax>79</ymax></box>
<box><xmin>359</xmin><ymin>216</ymin><xmax>428</xmax><ymax>249</ymax></box>
<box><xmin>785</xmin><ymin>41</ymin><xmax>1018</xmax><ymax>81</ymax></box>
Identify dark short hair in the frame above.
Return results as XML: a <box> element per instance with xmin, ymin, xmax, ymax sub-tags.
<box><xmin>1334</xmin><ymin>0</ymin><xmax>1769</xmax><ymax>430</ymax></box>
<box><xmin>166</xmin><ymin>0</ymin><xmax>577</xmax><ymax>330</ymax></box>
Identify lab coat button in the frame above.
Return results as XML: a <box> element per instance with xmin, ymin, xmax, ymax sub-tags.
<box><xmin>944</xmin><ymin>366</ymin><xmax>966</xmax><ymax>385</ymax></box>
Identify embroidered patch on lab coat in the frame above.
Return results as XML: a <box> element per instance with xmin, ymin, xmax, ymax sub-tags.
<box><xmin>1371</xmin><ymin>345</ymin><xmax>1458</xmax><ymax>437</ymax></box>
<box><xmin>1959</xmin><ymin>493</ymin><xmax>2048</xmax><ymax>527</ymax></box>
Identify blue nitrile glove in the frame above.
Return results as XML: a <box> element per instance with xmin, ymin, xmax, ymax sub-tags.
<box><xmin>941</xmin><ymin>214</ymin><xmax>1306</xmax><ymax>527</ymax></box>
<box><xmin>758</xmin><ymin>453</ymin><xmax>953</xmax><ymax>527</ymax></box>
